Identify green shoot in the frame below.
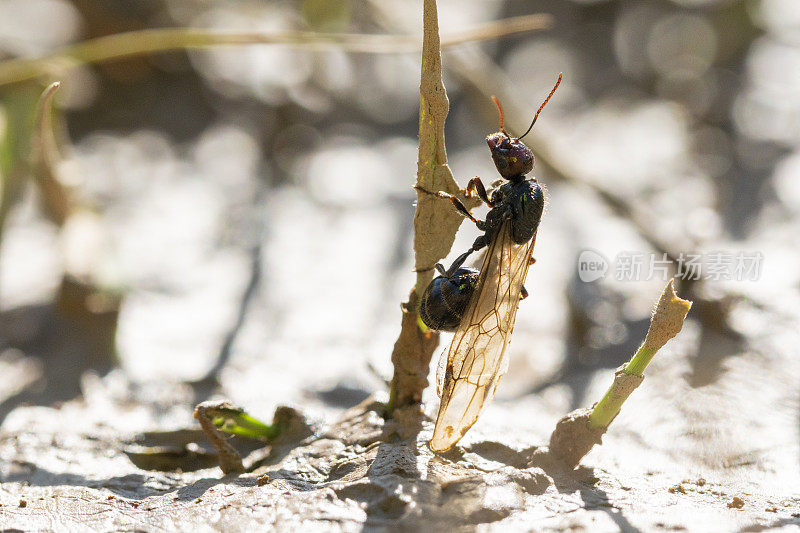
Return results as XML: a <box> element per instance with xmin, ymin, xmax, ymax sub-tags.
<box><xmin>550</xmin><ymin>279</ymin><xmax>692</xmax><ymax>468</ymax></box>
<box><xmin>588</xmin><ymin>279</ymin><xmax>692</xmax><ymax>430</ymax></box>
<box><xmin>212</xmin><ymin>409</ymin><xmax>280</xmax><ymax>440</ymax></box>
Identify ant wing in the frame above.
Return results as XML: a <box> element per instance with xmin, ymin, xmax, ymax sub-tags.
<box><xmin>434</xmin><ymin>250</ymin><xmax>488</xmax><ymax>397</ymax></box>
<box><xmin>430</xmin><ymin>220</ymin><xmax>537</xmax><ymax>452</ymax></box>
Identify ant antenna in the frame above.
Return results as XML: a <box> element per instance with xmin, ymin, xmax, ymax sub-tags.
<box><xmin>518</xmin><ymin>72</ymin><xmax>562</xmax><ymax>141</ymax></box>
<box><xmin>491</xmin><ymin>96</ymin><xmax>507</xmax><ymax>136</ymax></box>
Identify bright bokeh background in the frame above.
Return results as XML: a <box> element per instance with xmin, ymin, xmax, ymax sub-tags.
<box><xmin>0</xmin><ymin>1</ymin><xmax>797</xmax><ymax>480</ymax></box>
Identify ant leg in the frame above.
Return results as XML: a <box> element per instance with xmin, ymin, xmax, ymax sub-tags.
<box><xmin>414</xmin><ymin>186</ymin><xmax>485</xmax><ymax>229</ymax></box>
<box><xmin>435</xmin><ymin>263</ymin><xmax>447</xmax><ymax>277</ymax></box>
<box><xmin>470</xmin><ymin>234</ymin><xmax>489</xmax><ymax>253</ymax></box>
<box><xmin>437</xmin><ymin>191</ymin><xmax>482</xmax><ymax>226</ymax></box>
<box><xmin>520</xmin><ymin>251</ymin><xmax>536</xmax><ymax>299</ymax></box>
<box><xmin>444</xmin><ymin>250</ymin><xmax>474</xmax><ymax>276</ymax></box>
<box><xmin>466</xmin><ymin>177</ymin><xmax>494</xmax><ymax>206</ymax></box>
<box><xmin>443</xmin><ymin>235</ymin><xmax>490</xmax><ymax>276</ymax></box>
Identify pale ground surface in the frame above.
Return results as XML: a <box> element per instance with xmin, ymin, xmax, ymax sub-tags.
<box><xmin>1</xmin><ymin>130</ymin><xmax>800</xmax><ymax>531</ymax></box>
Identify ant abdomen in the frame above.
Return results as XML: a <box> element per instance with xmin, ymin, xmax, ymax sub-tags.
<box><xmin>419</xmin><ymin>267</ymin><xmax>480</xmax><ymax>332</ymax></box>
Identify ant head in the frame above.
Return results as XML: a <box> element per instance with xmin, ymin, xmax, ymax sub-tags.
<box><xmin>485</xmin><ymin>73</ymin><xmax>563</xmax><ymax>180</ymax></box>
<box><xmin>486</xmin><ymin>96</ymin><xmax>533</xmax><ymax>179</ymax></box>
<box><xmin>486</xmin><ymin>131</ymin><xmax>533</xmax><ymax>180</ymax></box>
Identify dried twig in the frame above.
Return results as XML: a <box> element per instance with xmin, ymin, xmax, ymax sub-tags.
<box><xmin>386</xmin><ymin>0</ymin><xmax>480</xmax><ymax>413</ymax></box>
<box><xmin>31</xmin><ymin>81</ymin><xmax>71</xmax><ymax>225</ymax></box>
<box><xmin>0</xmin><ymin>16</ymin><xmax>551</xmax><ymax>86</ymax></box>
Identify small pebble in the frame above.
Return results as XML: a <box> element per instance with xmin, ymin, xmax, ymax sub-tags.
<box><xmin>257</xmin><ymin>474</ymin><xmax>270</xmax><ymax>486</ymax></box>
<box><xmin>668</xmin><ymin>484</ymin><xmax>686</xmax><ymax>494</ymax></box>
<box><xmin>727</xmin><ymin>497</ymin><xmax>744</xmax><ymax>509</ymax></box>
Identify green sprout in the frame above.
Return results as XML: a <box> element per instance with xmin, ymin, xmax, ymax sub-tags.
<box><xmin>193</xmin><ymin>400</ymin><xmax>278</xmax><ymax>474</ymax></box>
<box><xmin>211</xmin><ymin>408</ymin><xmax>280</xmax><ymax>440</ymax></box>
<box><xmin>550</xmin><ymin>279</ymin><xmax>692</xmax><ymax>468</ymax></box>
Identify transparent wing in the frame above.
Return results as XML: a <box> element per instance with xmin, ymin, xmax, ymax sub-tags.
<box><xmin>430</xmin><ymin>220</ymin><xmax>536</xmax><ymax>452</ymax></box>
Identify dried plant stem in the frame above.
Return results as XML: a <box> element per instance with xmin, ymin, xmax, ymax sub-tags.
<box><xmin>32</xmin><ymin>81</ymin><xmax>71</xmax><ymax>225</ymax></box>
<box><xmin>386</xmin><ymin>0</ymin><xmax>479</xmax><ymax>413</ymax></box>
<box><xmin>0</xmin><ymin>16</ymin><xmax>550</xmax><ymax>87</ymax></box>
